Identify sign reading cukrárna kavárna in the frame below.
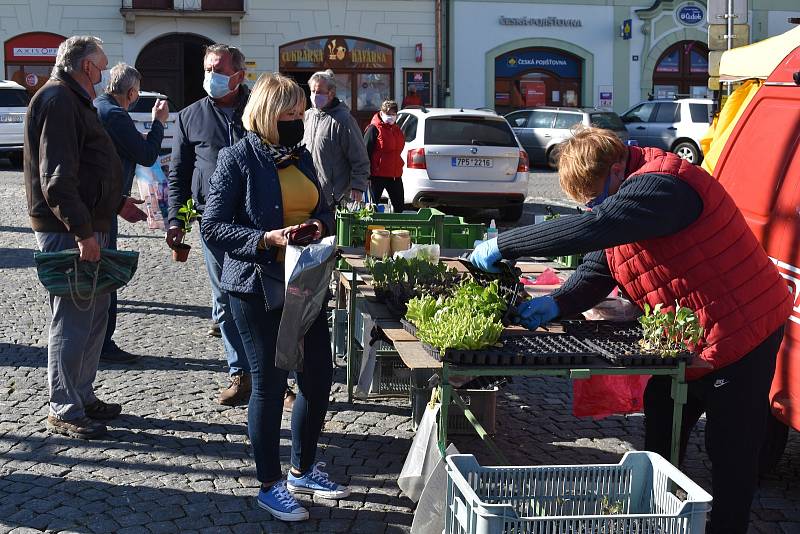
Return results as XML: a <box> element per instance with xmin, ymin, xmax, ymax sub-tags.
<box><xmin>499</xmin><ymin>16</ymin><xmax>582</xmax><ymax>27</ymax></box>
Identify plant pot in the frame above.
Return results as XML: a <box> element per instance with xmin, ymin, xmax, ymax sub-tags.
<box><xmin>171</xmin><ymin>242</ymin><xmax>191</xmax><ymax>262</ymax></box>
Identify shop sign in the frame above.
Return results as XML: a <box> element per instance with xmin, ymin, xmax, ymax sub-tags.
<box><xmin>279</xmin><ymin>37</ymin><xmax>393</xmax><ymax>70</ymax></box>
<box><xmin>599</xmin><ymin>91</ymin><xmax>613</xmax><ymax>108</ymax></box>
<box><xmin>499</xmin><ymin>16</ymin><xmax>582</xmax><ymax>28</ymax></box>
<box><xmin>677</xmin><ymin>5</ymin><xmax>704</xmax><ymax>26</ymax></box>
<box><xmin>495</xmin><ymin>49</ymin><xmax>580</xmax><ymax>79</ymax></box>
<box><xmin>5</xmin><ymin>33</ymin><xmax>65</xmax><ymax>62</ymax></box>
<box><xmin>24</xmin><ymin>73</ymin><xmax>38</xmax><ymax>87</ymax></box>
<box><xmin>13</xmin><ymin>47</ymin><xmax>57</xmax><ymax>58</ymax></box>
<box><xmin>404</xmin><ymin>69</ymin><xmax>432</xmax><ymax>106</ymax></box>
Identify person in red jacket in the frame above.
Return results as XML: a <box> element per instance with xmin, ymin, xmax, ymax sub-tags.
<box><xmin>401</xmin><ymin>86</ymin><xmax>423</xmax><ymax>108</ymax></box>
<box><xmin>470</xmin><ymin>127</ymin><xmax>791</xmax><ymax>534</ymax></box>
<box><xmin>363</xmin><ymin>100</ymin><xmax>406</xmax><ymax>211</ymax></box>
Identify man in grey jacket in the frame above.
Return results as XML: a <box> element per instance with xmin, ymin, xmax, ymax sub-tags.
<box><xmin>303</xmin><ymin>69</ymin><xmax>370</xmax><ymax>207</ymax></box>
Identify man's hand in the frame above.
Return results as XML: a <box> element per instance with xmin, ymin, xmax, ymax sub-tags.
<box><xmin>152</xmin><ymin>99</ymin><xmax>169</xmax><ymax>125</ymax></box>
<box><xmin>165</xmin><ymin>226</ymin><xmax>185</xmax><ymax>248</ymax></box>
<box><xmin>77</xmin><ymin>236</ymin><xmax>101</xmax><ymax>262</ymax></box>
<box><xmin>469</xmin><ymin>238</ymin><xmax>502</xmax><ymax>273</ymax></box>
<box><xmin>350</xmin><ymin>189</ymin><xmax>364</xmax><ymax>202</ymax></box>
<box><xmin>515</xmin><ymin>296</ymin><xmax>560</xmax><ymax>331</ymax></box>
<box><xmin>119</xmin><ymin>197</ymin><xmax>148</xmax><ymax>223</ymax></box>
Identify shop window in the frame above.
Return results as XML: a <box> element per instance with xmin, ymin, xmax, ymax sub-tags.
<box><xmin>334</xmin><ymin>73</ymin><xmax>352</xmax><ymax>110</ymax></box>
<box><xmin>652</xmin><ymin>41</ymin><xmax>709</xmax><ymax>99</ymax></box>
<box><xmin>656</xmin><ymin>50</ymin><xmax>680</xmax><ymax>73</ymax></box>
<box><xmin>357</xmin><ymin>73</ymin><xmax>390</xmax><ymax>112</ymax></box>
<box><xmin>494</xmin><ymin>47</ymin><xmax>582</xmax><ymax>113</ymax></box>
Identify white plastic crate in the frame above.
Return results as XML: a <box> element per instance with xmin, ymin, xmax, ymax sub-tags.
<box><xmin>445</xmin><ymin>452</ymin><xmax>712</xmax><ymax>534</ymax></box>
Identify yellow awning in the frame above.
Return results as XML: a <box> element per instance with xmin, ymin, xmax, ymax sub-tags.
<box><xmin>719</xmin><ymin>25</ymin><xmax>800</xmax><ymax>81</ymax></box>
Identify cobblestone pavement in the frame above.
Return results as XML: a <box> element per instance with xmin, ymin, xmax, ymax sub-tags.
<box><xmin>1</xmin><ymin>162</ymin><xmax>799</xmax><ymax>534</ymax></box>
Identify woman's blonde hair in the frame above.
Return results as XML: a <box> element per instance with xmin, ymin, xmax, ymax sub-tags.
<box><xmin>558</xmin><ymin>126</ymin><xmax>627</xmax><ymax>204</ymax></box>
<box><xmin>243</xmin><ymin>72</ymin><xmax>306</xmax><ymax>145</ymax></box>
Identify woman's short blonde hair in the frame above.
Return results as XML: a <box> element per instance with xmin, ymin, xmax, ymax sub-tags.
<box><xmin>558</xmin><ymin>127</ymin><xmax>627</xmax><ymax>204</ymax></box>
<box><xmin>243</xmin><ymin>72</ymin><xmax>306</xmax><ymax>145</ymax></box>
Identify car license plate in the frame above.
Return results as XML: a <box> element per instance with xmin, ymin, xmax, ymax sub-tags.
<box><xmin>0</xmin><ymin>113</ymin><xmax>23</xmax><ymax>123</ymax></box>
<box><xmin>144</xmin><ymin>122</ymin><xmax>152</xmax><ymax>129</ymax></box>
<box><xmin>451</xmin><ymin>157</ymin><xmax>493</xmax><ymax>168</ymax></box>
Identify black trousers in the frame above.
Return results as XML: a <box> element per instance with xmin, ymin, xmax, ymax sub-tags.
<box><xmin>369</xmin><ymin>176</ymin><xmax>404</xmax><ymax>212</ymax></box>
<box><xmin>643</xmin><ymin>327</ymin><xmax>784</xmax><ymax>534</ymax></box>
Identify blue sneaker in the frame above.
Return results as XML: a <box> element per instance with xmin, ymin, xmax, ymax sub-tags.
<box><xmin>287</xmin><ymin>462</ymin><xmax>350</xmax><ymax>499</ymax></box>
<box><xmin>256</xmin><ymin>480</ymin><xmax>309</xmax><ymax>522</ymax></box>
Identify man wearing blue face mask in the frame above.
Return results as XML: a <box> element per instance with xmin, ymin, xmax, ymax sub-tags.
<box><xmin>166</xmin><ymin>43</ymin><xmax>253</xmax><ymax>406</ymax></box>
<box><xmin>303</xmin><ymin>69</ymin><xmax>370</xmax><ymax>207</ymax></box>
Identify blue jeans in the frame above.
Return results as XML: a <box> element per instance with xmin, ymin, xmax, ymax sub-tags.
<box><xmin>199</xmin><ymin>231</ymin><xmax>249</xmax><ymax>375</ymax></box>
<box><xmin>35</xmin><ymin>231</ymin><xmax>110</xmax><ymax>420</ymax></box>
<box><xmin>229</xmin><ymin>292</ymin><xmax>333</xmax><ymax>483</ymax></box>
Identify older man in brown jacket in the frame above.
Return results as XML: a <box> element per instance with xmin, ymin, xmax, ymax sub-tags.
<box><xmin>25</xmin><ymin>35</ymin><xmax>146</xmax><ymax>439</ymax></box>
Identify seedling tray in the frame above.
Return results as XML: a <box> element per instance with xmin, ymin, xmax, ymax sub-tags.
<box><xmin>561</xmin><ymin>320</ymin><xmax>694</xmax><ymax>367</ymax></box>
<box><xmin>456</xmin><ymin>256</ymin><xmax>526</xmax><ymax>325</ymax></box>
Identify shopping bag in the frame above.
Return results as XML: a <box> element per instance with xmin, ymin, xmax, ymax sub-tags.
<box><xmin>572</xmin><ymin>374</ymin><xmax>650</xmax><ymax>419</ymax></box>
<box><xmin>399</xmin><ymin>402</ymin><xmax>443</xmax><ymax>502</ymax></box>
<box><xmin>410</xmin><ymin>443</ymin><xmax>459</xmax><ymax>534</ymax></box>
<box><xmin>135</xmin><ymin>158</ymin><xmax>170</xmax><ymax>230</ymax></box>
<box><xmin>275</xmin><ymin>236</ymin><xmax>337</xmax><ymax>371</ymax></box>
<box><xmin>354</xmin><ymin>314</ymin><xmax>378</xmax><ymax>399</ymax></box>
<box><xmin>33</xmin><ymin>248</ymin><xmax>139</xmax><ymax>310</ymax></box>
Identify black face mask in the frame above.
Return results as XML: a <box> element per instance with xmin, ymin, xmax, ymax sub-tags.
<box><xmin>277</xmin><ymin>119</ymin><xmax>304</xmax><ymax>147</ymax></box>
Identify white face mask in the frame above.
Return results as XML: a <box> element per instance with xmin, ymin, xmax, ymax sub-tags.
<box><xmin>380</xmin><ymin>112</ymin><xmax>396</xmax><ymax>124</ymax></box>
<box><xmin>203</xmin><ymin>71</ymin><xmax>233</xmax><ymax>99</ymax></box>
<box><xmin>310</xmin><ymin>91</ymin><xmax>329</xmax><ymax>109</ymax></box>
<box><xmin>91</xmin><ymin>66</ymin><xmax>111</xmax><ymax>97</ymax></box>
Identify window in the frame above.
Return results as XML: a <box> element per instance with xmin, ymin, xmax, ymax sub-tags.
<box><xmin>424</xmin><ymin>117</ymin><xmax>517</xmax><ymax>147</ymax></box>
<box><xmin>655</xmin><ymin>50</ymin><xmax>680</xmax><ymax>73</ymax></box>
<box><xmin>505</xmin><ymin>111</ymin><xmax>531</xmax><ymax>128</ymax></box>
<box><xmin>400</xmin><ymin>115</ymin><xmax>418</xmax><ymax>142</ymax></box>
<box><xmin>689</xmin><ymin>103</ymin><xmax>712</xmax><ymax>124</ymax></box>
<box><xmin>529</xmin><ymin>111</ymin><xmax>555</xmax><ymax>129</ymax></box>
<box><xmin>623</xmin><ymin>103</ymin><xmax>656</xmax><ymax>123</ymax></box>
<box><xmin>334</xmin><ymin>74</ymin><xmax>353</xmax><ymax>110</ymax></box>
<box><xmin>0</xmin><ymin>89</ymin><xmax>30</xmax><ymax>107</ymax></box>
<box><xmin>653</xmin><ymin>103</ymin><xmax>679</xmax><ymax>123</ymax></box>
<box><xmin>130</xmin><ymin>97</ymin><xmax>177</xmax><ymax>113</ymax></box>
<box><xmin>357</xmin><ymin>73</ymin><xmax>390</xmax><ymax>112</ymax></box>
<box><xmin>590</xmin><ymin>113</ymin><xmax>625</xmax><ymax>131</ymax></box>
<box><xmin>554</xmin><ymin>113</ymin><xmax>582</xmax><ymax>130</ymax></box>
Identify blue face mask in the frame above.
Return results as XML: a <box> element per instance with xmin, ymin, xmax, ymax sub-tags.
<box><xmin>203</xmin><ymin>71</ymin><xmax>232</xmax><ymax>99</ymax></box>
<box><xmin>585</xmin><ymin>173</ymin><xmax>613</xmax><ymax>209</ymax></box>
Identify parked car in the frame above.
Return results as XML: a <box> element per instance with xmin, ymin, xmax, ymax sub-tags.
<box><xmin>128</xmin><ymin>91</ymin><xmax>178</xmax><ymax>153</ymax></box>
<box><xmin>0</xmin><ymin>80</ymin><xmax>29</xmax><ymax>167</ymax></box>
<box><xmin>505</xmin><ymin>107</ymin><xmax>629</xmax><ymax>168</ymax></box>
<box><xmin>395</xmin><ymin>107</ymin><xmax>529</xmax><ymax>222</ymax></box>
<box><xmin>620</xmin><ymin>98</ymin><xmax>713</xmax><ymax>164</ymax></box>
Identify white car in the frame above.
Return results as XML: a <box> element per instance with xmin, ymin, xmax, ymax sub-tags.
<box><xmin>0</xmin><ymin>80</ymin><xmax>29</xmax><ymax>167</ymax></box>
<box><xmin>395</xmin><ymin>107</ymin><xmax>529</xmax><ymax>221</ymax></box>
<box><xmin>621</xmin><ymin>98</ymin><xmax>713</xmax><ymax>164</ymax></box>
<box><xmin>129</xmin><ymin>91</ymin><xmax>178</xmax><ymax>153</ymax></box>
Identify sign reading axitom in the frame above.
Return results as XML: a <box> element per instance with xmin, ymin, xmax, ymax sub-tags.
<box><xmin>499</xmin><ymin>16</ymin><xmax>582</xmax><ymax>27</ymax></box>
<box><xmin>12</xmin><ymin>47</ymin><xmax>58</xmax><ymax>57</ymax></box>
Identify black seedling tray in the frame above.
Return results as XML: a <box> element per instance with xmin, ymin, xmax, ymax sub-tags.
<box><xmin>561</xmin><ymin>320</ymin><xmax>694</xmax><ymax>367</ymax></box>
<box><xmin>457</xmin><ymin>256</ymin><xmax>527</xmax><ymax>325</ymax></box>
<box><xmin>422</xmin><ymin>333</ymin><xmax>599</xmax><ymax>366</ymax></box>
<box><xmin>401</xmin><ymin>318</ymin><xmax>418</xmax><ymax>337</ymax></box>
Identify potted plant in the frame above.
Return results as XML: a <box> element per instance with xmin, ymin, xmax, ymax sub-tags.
<box><xmin>638</xmin><ymin>302</ymin><xmax>704</xmax><ymax>357</ymax></box>
<box><xmin>172</xmin><ymin>198</ymin><xmax>198</xmax><ymax>262</ymax></box>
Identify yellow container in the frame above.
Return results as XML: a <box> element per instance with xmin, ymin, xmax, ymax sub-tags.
<box><xmin>390</xmin><ymin>229</ymin><xmax>412</xmax><ymax>253</ymax></box>
<box><xmin>364</xmin><ymin>225</ymin><xmax>385</xmax><ymax>254</ymax></box>
<box><xmin>369</xmin><ymin>230</ymin><xmax>391</xmax><ymax>258</ymax></box>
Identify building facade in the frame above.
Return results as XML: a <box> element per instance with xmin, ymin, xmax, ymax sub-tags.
<box><xmin>0</xmin><ymin>0</ymin><xmax>797</xmax><ymax>118</ymax></box>
<box><xmin>0</xmin><ymin>0</ymin><xmax>436</xmax><ymax>126</ymax></box>
<box><xmin>447</xmin><ymin>0</ymin><xmax>799</xmax><ymax>113</ymax></box>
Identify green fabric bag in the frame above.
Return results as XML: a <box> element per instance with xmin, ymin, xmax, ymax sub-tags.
<box><xmin>34</xmin><ymin>248</ymin><xmax>139</xmax><ymax>310</ymax></box>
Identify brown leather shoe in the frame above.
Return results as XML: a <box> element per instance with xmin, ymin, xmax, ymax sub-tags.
<box><xmin>218</xmin><ymin>372</ymin><xmax>251</xmax><ymax>406</ymax></box>
<box><xmin>46</xmin><ymin>415</ymin><xmax>106</xmax><ymax>439</ymax></box>
<box><xmin>284</xmin><ymin>387</ymin><xmax>296</xmax><ymax>411</ymax></box>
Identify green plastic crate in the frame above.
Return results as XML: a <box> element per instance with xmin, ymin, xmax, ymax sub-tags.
<box><xmin>443</xmin><ymin>216</ymin><xmax>486</xmax><ymax>249</ymax></box>
<box><xmin>555</xmin><ymin>254</ymin><xmax>583</xmax><ymax>268</ymax></box>
<box><xmin>336</xmin><ymin>208</ymin><xmax>447</xmax><ymax>248</ymax></box>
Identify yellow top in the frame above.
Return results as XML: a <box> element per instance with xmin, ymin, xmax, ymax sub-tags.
<box><xmin>278</xmin><ymin>164</ymin><xmax>318</xmax><ymax>227</ymax></box>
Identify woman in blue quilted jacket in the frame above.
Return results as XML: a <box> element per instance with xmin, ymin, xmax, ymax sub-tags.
<box><xmin>200</xmin><ymin>73</ymin><xmax>348</xmax><ymax>522</ymax></box>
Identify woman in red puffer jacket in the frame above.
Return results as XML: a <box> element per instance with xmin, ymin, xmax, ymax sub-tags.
<box><xmin>363</xmin><ymin>100</ymin><xmax>405</xmax><ymax>211</ymax></box>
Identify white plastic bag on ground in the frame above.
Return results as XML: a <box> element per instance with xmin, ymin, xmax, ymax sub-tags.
<box><xmin>411</xmin><ymin>443</ymin><xmax>460</xmax><ymax>534</ymax></box>
<box><xmin>275</xmin><ymin>236</ymin><xmax>337</xmax><ymax>371</ymax></box>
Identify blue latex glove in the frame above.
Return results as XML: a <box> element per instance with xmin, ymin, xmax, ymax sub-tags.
<box><xmin>469</xmin><ymin>238</ymin><xmax>502</xmax><ymax>273</ymax></box>
<box><xmin>515</xmin><ymin>296</ymin><xmax>560</xmax><ymax>330</ymax></box>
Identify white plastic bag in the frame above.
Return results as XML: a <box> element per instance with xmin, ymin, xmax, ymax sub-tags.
<box><xmin>399</xmin><ymin>403</ymin><xmax>442</xmax><ymax>502</ymax></box>
<box><xmin>392</xmin><ymin>243</ymin><xmax>440</xmax><ymax>263</ymax></box>
<box><xmin>275</xmin><ymin>236</ymin><xmax>337</xmax><ymax>371</ymax></box>
<box><xmin>354</xmin><ymin>315</ymin><xmax>377</xmax><ymax>399</ymax></box>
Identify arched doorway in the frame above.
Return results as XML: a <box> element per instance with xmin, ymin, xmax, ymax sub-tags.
<box><xmin>493</xmin><ymin>47</ymin><xmax>583</xmax><ymax>114</ymax></box>
<box><xmin>135</xmin><ymin>33</ymin><xmax>214</xmax><ymax>110</ymax></box>
<box><xmin>4</xmin><ymin>32</ymin><xmax>66</xmax><ymax>96</ymax></box>
<box><xmin>652</xmin><ymin>41</ymin><xmax>711</xmax><ymax>100</ymax></box>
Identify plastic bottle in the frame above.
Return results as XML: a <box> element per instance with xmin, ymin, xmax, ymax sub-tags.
<box><xmin>487</xmin><ymin>219</ymin><xmax>498</xmax><ymax>241</ymax></box>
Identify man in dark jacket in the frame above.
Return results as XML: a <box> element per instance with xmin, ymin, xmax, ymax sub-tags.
<box><xmin>25</xmin><ymin>35</ymin><xmax>147</xmax><ymax>439</ymax></box>
<box><xmin>95</xmin><ymin>62</ymin><xmax>169</xmax><ymax>364</ymax></box>
<box><xmin>165</xmin><ymin>43</ymin><xmax>252</xmax><ymax>406</ymax></box>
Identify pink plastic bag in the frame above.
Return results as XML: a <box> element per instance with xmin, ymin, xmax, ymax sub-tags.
<box><xmin>572</xmin><ymin>374</ymin><xmax>651</xmax><ymax>419</ymax></box>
